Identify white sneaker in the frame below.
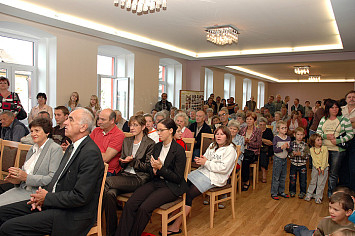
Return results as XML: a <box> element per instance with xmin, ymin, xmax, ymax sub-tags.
<box><xmin>304</xmin><ymin>195</ymin><xmax>311</xmax><ymax>201</ymax></box>
<box><xmin>203</xmin><ymin>196</ymin><xmax>209</xmax><ymax>205</ymax></box>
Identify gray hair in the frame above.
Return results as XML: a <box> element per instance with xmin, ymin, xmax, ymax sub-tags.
<box><xmin>75</xmin><ymin>108</ymin><xmax>94</xmax><ymax>132</ymax></box>
<box><xmin>228</xmin><ymin>120</ymin><xmax>240</xmax><ymax>130</ymax></box>
<box><xmin>114</xmin><ymin>109</ymin><xmax>122</xmax><ymax>116</ymax></box>
<box><xmin>206</xmin><ymin>108</ymin><xmax>213</xmax><ymax>113</ymax></box>
<box><xmin>236</xmin><ymin>112</ymin><xmax>246</xmax><ymax>121</ymax></box>
<box><xmin>174</xmin><ymin>112</ymin><xmax>189</xmax><ymax>127</ymax></box>
<box><xmin>258</xmin><ymin>117</ymin><xmax>268</xmax><ymax>124</ymax></box>
<box><xmin>154</xmin><ymin>111</ymin><xmax>166</xmax><ymax>121</ymax></box>
<box><xmin>221</xmin><ymin>107</ymin><xmax>229</xmax><ymax>113</ymax></box>
<box><xmin>0</xmin><ymin>111</ymin><xmax>14</xmax><ymax>118</ymax></box>
<box><xmin>274</xmin><ymin>111</ymin><xmax>282</xmax><ymax>117</ymax></box>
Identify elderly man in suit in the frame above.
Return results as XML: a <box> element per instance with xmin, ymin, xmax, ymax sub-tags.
<box><xmin>0</xmin><ymin>108</ymin><xmax>104</xmax><ymax>236</ymax></box>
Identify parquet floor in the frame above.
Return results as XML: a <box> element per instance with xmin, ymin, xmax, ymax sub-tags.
<box><xmin>141</xmin><ymin>163</ymin><xmax>329</xmax><ymax>236</ymax></box>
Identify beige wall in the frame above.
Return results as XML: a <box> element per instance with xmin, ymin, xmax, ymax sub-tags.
<box><xmin>268</xmin><ymin>82</ymin><xmax>354</xmax><ymax>107</ymax></box>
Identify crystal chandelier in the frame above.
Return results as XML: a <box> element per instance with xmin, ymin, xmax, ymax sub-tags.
<box><xmin>114</xmin><ymin>0</ymin><xmax>167</xmax><ymax>14</ymax></box>
<box><xmin>308</xmin><ymin>75</ymin><xmax>321</xmax><ymax>82</ymax></box>
<box><xmin>205</xmin><ymin>25</ymin><xmax>239</xmax><ymax>45</ymax></box>
<box><xmin>294</xmin><ymin>66</ymin><xmax>310</xmax><ymax>75</ymax></box>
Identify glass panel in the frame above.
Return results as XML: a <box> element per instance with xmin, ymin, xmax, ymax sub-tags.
<box><xmin>0</xmin><ymin>36</ymin><xmax>33</xmax><ymax>66</ymax></box>
<box><xmin>159</xmin><ymin>65</ymin><xmax>165</xmax><ymax>82</ymax></box>
<box><xmin>113</xmin><ymin>78</ymin><xmax>129</xmax><ymax>119</ymax></box>
<box><xmin>97</xmin><ymin>55</ymin><xmax>114</xmax><ymax>76</ymax></box>
<box><xmin>0</xmin><ymin>68</ymin><xmax>7</xmax><ymax>77</ymax></box>
<box><xmin>158</xmin><ymin>83</ymin><xmax>165</xmax><ymax>98</ymax></box>
<box><xmin>14</xmin><ymin>70</ymin><xmax>31</xmax><ymax>113</ymax></box>
<box><xmin>100</xmin><ymin>77</ymin><xmax>113</xmax><ymax>109</ymax></box>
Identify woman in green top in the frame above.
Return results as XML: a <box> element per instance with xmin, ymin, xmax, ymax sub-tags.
<box><xmin>316</xmin><ymin>99</ymin><xmax>354</xmax><ymax>197</ymax></box>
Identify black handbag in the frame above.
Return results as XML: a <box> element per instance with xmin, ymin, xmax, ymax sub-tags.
<box><xmin>244</xmin><ymin>149</ymin><xmax>256</xmax><ymax>163</ymax></box>
<box><xmin>336</xmin><ymin>132</ymin><xmax>349</xmax><ymax>149</ymax></box>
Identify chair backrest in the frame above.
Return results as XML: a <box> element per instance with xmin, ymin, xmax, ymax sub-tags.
<box><xmin>0</xmin><ymin>140</ymin><xmax>20</xmax><ymax>178</ymax></box>
<box><xmin>230</xmin><ymin>145</ymin><xmax>241</xmax><ymax>187</ymax></box>
<box><xmin>96</xmin><ymin>163</ymin><xmax>109</xmax><ymax>234</ymax></box>
<box><xmin>200</xmin><ymin>133</ymin><xmax>214</xmax><ymax>156</ymax></box>
<box><xmin>184</xmin><ymin>151</ymin><xmax>193</xmax><ymax>179</ymax></box>
<box><xmin>123</xmin><ymin>132</ymin><xmax>133</xmax><ymax>138</ymax></box>
<box><xmin>15</xmin><ymin>143</ymin><xmax>32</xmax><ymax>168</ymax></box>
<box><xmin>266</xmin><ymin>125</ymin><xmax>273</xmax><ymax>130</ymax></box>
<box><xmin>182</xmin><ymin>138</ymin><xmax>195</xmax><ymax>152</ymax></box>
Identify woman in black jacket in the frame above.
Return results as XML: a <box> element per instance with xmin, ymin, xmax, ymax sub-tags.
<box><xmin>116</xmin><ymin>118</ymin><xmax>188</xmax><ymax>236</ymax></box>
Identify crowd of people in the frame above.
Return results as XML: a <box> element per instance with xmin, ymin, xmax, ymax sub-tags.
<box><xmin>0</xmin><ymin>73</ymin><xmax>355</xmax><ymax>235</ymax></box>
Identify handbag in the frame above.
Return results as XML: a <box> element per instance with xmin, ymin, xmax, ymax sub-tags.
<box><xmin>244</xmin><ymin>149</ymin><xmax>256</xmax><ymax>163</ymax></box>
<box><xmin>11</xmin><ymin>92</ymin><xmax>27</xmax><ymax>120</ymax></box>
<box><xmin>333</xmin><ymin>117</ymin><xmax>349</xmax><ymax>150</ymax></box>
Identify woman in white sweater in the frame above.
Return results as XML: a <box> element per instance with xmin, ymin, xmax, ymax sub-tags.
<box><xmin>166</xmin><ymin>125</ymin><xmax>237</xmax><ymax>234</ymax></box>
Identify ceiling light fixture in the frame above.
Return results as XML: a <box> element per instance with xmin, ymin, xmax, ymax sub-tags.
<box><xmin>294</xmin><ymin>66</ymin><xmax>310</xmax><ymax>75</ymax></box>
<box><xmin>114</xmin><ymin>0</ymin><xmax>167</xmax><ymax>14</ymax></box>
<box><xmin>308</xmin><ymin>75</ymin><xmax>321</xmax><ymax>82</ymax></box>
<box><xmin>205</xmin><ymin>25</ymin><xmax>239</xmax><ymax>46</ymax></box>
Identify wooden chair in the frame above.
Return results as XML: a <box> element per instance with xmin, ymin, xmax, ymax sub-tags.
<box><xmin>153</xmin><ymin>150</ymin><xmax>192</xmax><ymax>236</ymax></box>
<box><xmin>205</xmin><ymin>145</ymin><xmax>241</xmax><ymax>229</ymax></box>
<box><xmin>199</xmin><ymin>133</ymin><xmax>214</xmax><ymax>157</ymax></box>
<box><xmin>87</xmin><ymin>163</ymin><xmax>109</xmax><ymax>236</ymax></box>
<box><xmin>250</xmin><ymin>154</ymin><xmax>260</xmax><ymax>190</ymax></box>
<box><xmin>182</xmin><ymin>138</ymin><xmax>194</xmax><ymax>152</ymax></box>
<box><xmin>123</xmin><ymin>132</ymin><xmax>133</xmax><ymax>138</ymax></box>
<box><xmin>0</xmin><ymin>140</ymin><xmax>19</xmax><ymax>179</ymax></box>
<box><xmin>266</xmin><ymin>125</ymin><xmax>273</xmax><ymax>130</ymax></box>
<box><xmin>236</xmin><ymin>162</ymin><xmax>242</xmax><ymax>195</ymax></box>
<box><xmin>15</xmin><ymin>143</ymin><xmax>32</xmax><ymax>169</ymax></box>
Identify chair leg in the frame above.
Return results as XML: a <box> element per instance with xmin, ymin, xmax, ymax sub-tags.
<box><xmin>231</xmin><ymin>191</ymin><xmax>235</xmax><ymax>219</ymax></box>
<box><xmin>238</xmin><ymin>175</ymin><xmax>242</xmax><ymax>195</ymax></box>
<box><xmin>161</xmin><ymin>213</ymin><xmax>168</xmax><ymax>236</ymax></box>
<box><xmin>256</xmin><ymin>161</ymin><xmax>259</xmax><ymax>184</ymax></box>
<box><xmin>182</xmin><ymin>206</ymin><xmax>188</xmax><ymax>236</ymax></box>
<box><xmin>253</xmin><ymin>166</ymin><xmax>256</xmax><ymax>190</ymax></box>
<box><xmin>210</xmin><ymin>193</ymin><xmax>215</xmax><ymax>229</ymax></box>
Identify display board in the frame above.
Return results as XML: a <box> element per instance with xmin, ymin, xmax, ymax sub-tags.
<box><xmin>179</xmin><ymin>90</ymin><xmax>204</xmax><ymax>111</ymax></box>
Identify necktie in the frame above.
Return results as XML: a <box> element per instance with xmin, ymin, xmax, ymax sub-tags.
<box><xmin>47</xmin><ymin>144</ymin><xmax>74</xmax><ymax>192</ymax></box>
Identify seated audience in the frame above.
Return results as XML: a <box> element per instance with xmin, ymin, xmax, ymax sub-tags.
<box><xmin>271</xmin><ymin>111</ymin><xmax>281</xmax><ymax>135</ymax></box>
<box><xmin>188</xmin><ymin>109</ymin><xmax>196</xmax><ymax>125</ymax></box>
<box><xmin>188</xmin><ymin>110</ymin><xmax>212</xmax><ymax>157</ymax></box>
<box><xmin>174</xmin><ymin>125</ymin><xmax>186</xmax><ymax>150</ymax></box>
<box><xmin>20</xmin><ymin>111</ymin><xmax>50</xmax><ymax>145</ymax></box>
<box><xmin>167</xmin><ymin>126</ymin><xmax>237</xmax><ymax>234</ymax></box>
<box><xmin>154</xmin><ymin>111</ymin><xmax>166</xmax><ymax>125</ymax></box>
<box><xmin>236</xmin><ymin>112</ymin><xmax>247</xmax><ymax>129</ymax></box>
<box><xmin>52</xmin><ymin>106</ymin><xmax>71</xmax><ymax>149</ymax></box>
<box><xmin>211</xmin><ymin>115</ymin><xmax>221</xmax><ymax>132</ymax></box>
<box><xmin>218</xmin><ymin>109</ymin><xmax>229</xmax><ymax>126</ymax></box>
<box><xmin>206</xmin><ymin>108</ymin><xmax>214</xmax><ymax>126</ymax></box>
<box><xmin>228</xmin><ymin>120</ymin><xmax>244</xmax><ymax>167</ymax></box>
<box><xmin>103</xmin><ymin>115</ymin><xmax>155</xmax><ymax>236</ymax></box>
<box><xmin>0</xmin><ymin>118</ymin><xmax>62</xmax><ymax>206</ymax></box>
<box><xmin>258</xmin><ymin>117</ymin><xmax>274</xmax><ymax>183</ymax></box>
<box><xmin>239</xmin><ymin>112</ymin><xmax>262</xmax><ymax>191</ymax></box>
<box><xmin>170</xmin><ymin>107</ymin><xmax>177</xmax><ymax>119</ymax></box>
<box><xmin>154</xmin><ymin>92</ymin><xmax>172</xmax><ymax>111</ymax></box>
<box><xmin>205</xmin><ymin>97</ymin><xmax>215</xmax><ymax>111</ymax></box>
<box><xmin>66</xmin><ymin>91</ymin><xmax>81</xmax><ymax>112</ymax></box>
<box><xmin>115</xmin><ymin>110</ymin><xmax>130</xmax><ymax>132</ymax></box>
<box><xmin>90</xmin><ymin>108</ymin><xmax>125</xmax><ymax>176</ymax></box>
<box><xmin>144</xmin><ymin>114</ymin><xmax>159</xmax><ymax>143</ymax></box>
<box><xmin>151</xmin><ymin>108</ymin><xmax>158</xmax><ymax>119</ymax></box>
<box><xmin>284</xmin><ymin>192</ymin><xmax>354</xmax><ymax>236</ymax></box>
<box><xmin>28</xmin><ymin>93</ymin><xmax>53</xmax><ymax>123</ymax></box>
<box><xmin>174</xmin><ymin>113</ymin><xmax>193</xmax><ymax>138</ymax></box>
<box><xmin>0</xmin><ymin>111</ymin><xmax>29</xmax><ymax>142</ymax></box>
<box><xmin>116</xmin><ymin>118</ymin><xmax>188</xmax><ymax>236</ymax></box>
<box><xmin>88</xmin><ymin>95</ymin><xmax>101</xmax><ymax>116</ymax></box>
<box><xmin>0</xmin><ymin>108</ymin><xmax>104</xmax><ymax>235</ymax></box>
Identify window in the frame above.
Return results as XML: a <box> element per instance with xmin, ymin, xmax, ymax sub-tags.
<box><xmin>204</xmin><ymin>68</ymin><xmax>213</xmax><ymax>99</ymax></box>
<box><xmin>257</xmin><ymin>82</ymin><xmax>265</xmax><ymax>109</ymax></box>
<box><xmin>224</xmin><ymin>73</ymin><xmax>235</xmax><ymax>100</ymax></box>
<box><xmin>159</xmin><ymin>58</ymin><xmax>182</xmax><ymax>108</ymax></box>
<box><xmin>242</xmin><ymin>78</ymin><xmax>252</xmax><ymax>108</ymax></box>
<box><xmin>97</xmin><ymin>46</ymin><xmax>134</xmax><ymax>119</ymax></box>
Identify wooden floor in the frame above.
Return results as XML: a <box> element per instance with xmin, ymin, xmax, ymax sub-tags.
<box><xmin>139</xmin><ymin>164</ymin><xmax>329</xmax><ymax>236</ymax></box>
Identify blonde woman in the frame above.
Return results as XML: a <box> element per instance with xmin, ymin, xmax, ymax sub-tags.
<box><xmin>88</xmin><ymin>95</ymin><xmax>101</xmax><ymax>115</ymax></box>
<box><xmin>66</xmin><ymin>92</ymin><xmax>81</xmax><ymax>112</ymax></box>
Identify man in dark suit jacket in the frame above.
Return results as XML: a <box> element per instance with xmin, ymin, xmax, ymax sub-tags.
<box><xmin>188</xmin><ymin>110</ymin><xmax>212</xmax><ymax>157</ymax></box>
<box><xmin>0</xmin><ymin>108</ymin><xmax>104</xmax><ymax>236</ymax></box>
<box><xmin>246</xmin><ymin>96</ymin><xmax>257</xmax><ymax>112</ymax></box>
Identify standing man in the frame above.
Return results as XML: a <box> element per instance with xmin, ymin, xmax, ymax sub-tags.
<box><xmin>91</xmin><ymin>108</ymin><xmax>125</xmax><ymax>176</ymax></box>
<box><xmin>214</xmin><ymin>96</ymin><xmax>223</xmax><ymax>114</ymax></box>
<box><xmin>274</xmin><ymin>94</ymin><xmax>284</xmax><ymax>112</ymax></box>
<box><xmin>227</xmin><ymin>97</ymin><xmax>237</xmax><ymax>115</ymax></box>
<box><xmin>188</xmin><ymin>110</ymin><xmax>212</xmax><ymax>157</ymax></box>
<box><xmin>154</xmin><ymin>93</ymin><xmax>172</xmax><ymax>111</ymax></box>
<box><xmin>291</xmin><ymin>98</ymin><xmax>305</xmax><ymax>115</ymax></box>
<box><xmin>246</xmin><ymin>96</ymin><xmax>257</xmax><ymax>112</ymax></box>
<box><xmin>0</xmin><ymin>111</ymin><xmax>29</xmax><ymax>142</ymax></box>
<box><xmin>264</xmin><ymin>96</ymin><xmax>276</xmax><ymax>116</ymax></box>
<box><xmin>283</xmin><ymin>96</ymin><xmax>290</xmax><ymax>112</ymax></box>
<box><xmin>0</xmin><ymin>108</ymin><xmax>104</xmax><ymax>236</ymax></box>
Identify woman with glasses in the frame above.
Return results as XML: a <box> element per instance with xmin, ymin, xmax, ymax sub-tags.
<box><xmin>103</xmin><ymin>115</ymin><xmax>155</xmax><ymax>236</ymax></box>
<box><xmin>116</xmin><ymin>118</ymin><xmax>188</xmax><ymax>236</ymax></box>
<box><xmin>28</xmin><ymin>93</ymin><xmax>53</xmax><ymax>123</ymax></box>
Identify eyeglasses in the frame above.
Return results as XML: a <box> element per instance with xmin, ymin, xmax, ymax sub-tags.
<box><xmin>157</xmin><ymin>128</ymin><xmax>169</xmax><ymax>133</ymax></box>
<box><xmin>219</xmin><ymin>113</ymin><xmax>227</xmax><ymax>117</ymax></box>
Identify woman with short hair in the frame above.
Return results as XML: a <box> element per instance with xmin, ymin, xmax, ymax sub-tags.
<box><xmin>174</xmin><ymin>113</ymin><xmax>193</xmax><ymax>138</ymax></box>
<box><xmin>28</xmin><ymin>93</ymin><xmax>53</xmax><ymax>123</ymax></box>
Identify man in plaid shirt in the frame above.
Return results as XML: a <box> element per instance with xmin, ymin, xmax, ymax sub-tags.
<box><xmin>288</xmin><ymin>127</ymin><xmax>310</xmax><ymax>198</ymax></box>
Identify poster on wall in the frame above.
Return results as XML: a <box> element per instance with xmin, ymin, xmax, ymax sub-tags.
<box><xmin>180</xmin><ymin>90</ymin><xmax>204</xmax><ymax>111</ymax></box>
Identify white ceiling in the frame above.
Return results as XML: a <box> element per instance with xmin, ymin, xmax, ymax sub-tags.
<box><xmin>1</xmin><ymin>0</ymin><xmax>355</xmax><ymax>81</ymax></box>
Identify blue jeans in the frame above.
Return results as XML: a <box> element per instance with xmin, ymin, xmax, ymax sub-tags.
<box><xmin>271</xmin><ymin>156</ymin><xmax>287</xmax><ymax>195</ymax></box>
<box><xmin>328</xmin><ymin>150</ymin><xmax>346</xmax><ymax>197</ymax></box>
<box><xmin>293</xmin><ymin>226</ymin><xmax>315</xmax><ymax>236</ymax></box>
<box><xmin>289</xmin><ymin>164</ymin><xmax>307</xmax><ymax>194</ymax></box>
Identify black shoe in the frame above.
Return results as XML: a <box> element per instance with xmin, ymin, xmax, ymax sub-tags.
<box><xmin>284</xmin><ymin>223</ymin><xmax>299</xmax><ymax>234</ymax></box>
<box><xmin>242</xmin><ymin>183</ymin><xmax>250</xmax><ymax>191</ymax></box>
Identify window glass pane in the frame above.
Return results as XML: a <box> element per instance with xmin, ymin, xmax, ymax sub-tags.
<box><xmin>113</xmin><ymin>78</ymin><xmax>129</xmax><ymax>119</ymax></box>
<box><xmin>15</xmin><ymin>70</ymin><xmax>31</xmax><ymax>113</ymax></box>
<box><xmin>159</xmin><ymin>65</ymin><xmax>165</xmax><ymax>82</ymax></box>
<box><xmin>100</xmin><ymin>77</ymin><xmax>113</xmax><ymax>109</ymax></box>
<box><xmin>0</xmin><ymin>36</ymin><xmax>33</xmax><ymax>66</ymax></box>
<box><xmin>0</xmin><ymin>68</ymin><xmax>7</xmax><ymax>77</ymax></box>
<box><xmin>97</xmin><ymin>55</ymin><xmax>114</xmax><ymax>76</ymax></box>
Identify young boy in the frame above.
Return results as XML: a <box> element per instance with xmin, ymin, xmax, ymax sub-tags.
<box><xmin>288</xmin><ymin>127</ymin><xmax>310</xmax><ymax>199</ymax></box>
<box><xmin>271</xmin><ymin>121</ymin><xmax>291</xmax><ymax>200</ymax></box>
<box><xmin>284</xmin><ymin>192</ymin><xmax>355</xmax><ymax>236</ymax></box>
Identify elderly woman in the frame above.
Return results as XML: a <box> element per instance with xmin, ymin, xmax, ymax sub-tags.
<box><xmin>0</xmin><ymin>118</ymin><xmax>62</xmax><ymax>206</ymax></box>
<box><xmin>317</xmin><ymin>99</ymin><xmax>354</xmax><ymax>197</ymax></box>
<box><xmin>236</xmin><ymin>112</ymin><xmax>247</xmax><ymax>129</ymax></box>
<box><xmin>154</xmin><ymin>111</ymin><xmax>166</xmax><ymax>126</ymax></box>
<box><xmin>0</xmin><ymin>77</ymin><xmax>25</xmax><ymax>120</ymax></box>
<box><xmin>28</xmin><ymin>93</ymin><xmax>53</xmax><ymax>123</ymax></box>
<box><xmin>174</xmin><ymin>112</ymin><xmax>193</xmax><ymax>138</ymax></box>
<box><xmin>228</xmin><ymin>120</ymin><xmax>244</xmax><ymax>167</ymax></box>
<box><xmin>239</xmin><ymin>112</ymin><xmax>262</xmax><ymax>191</ymax></box>
<box><xmin>258</xmin><ymin>117</ymin><xmax>274</xmax><ymax>183</ymax></box>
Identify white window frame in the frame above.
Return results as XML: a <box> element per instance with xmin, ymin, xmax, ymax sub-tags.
<box><xmin>243</xmin><ymin>78</ymin><xmax>252</xmax><ymax>108</ymax></box>
<box><xmin>224</xmin><ymin>73</ymin><xmax>235</xmax><ymax>100</ymax></box>
<box><xmin>204</xmin><ymin>68</ymin><xmax>213</xmax><ymax>99</ymax></box>
<box><xmin>159</xmin><ymin>58</ymin><xmax>182</xmax><ymax>108</ymax></box>
<box><xmin>257</xmin><ymin>82</ymin><xmax>265</xmax><ymax>109</ymax></box>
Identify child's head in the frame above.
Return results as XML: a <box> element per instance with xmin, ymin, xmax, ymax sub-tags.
<box><xmin>309</xmin><ymin>133</ymin><xmax>322</xmax><ymax>148</ymax></box>
<box><xmin>276</xmin><ymin>120</ymin><xmax>287</xmax><ymax>135</ymax></box>
<box><xmin>334</xmin><ymin>186</ymin><xmax>355</xmax><ymax>198</ymax></box>
<box><xmin>329</xmin><ymin>192</ymin><xmax>354</xmax><ymax>223</ymax></box>
<box><xmin>294</xmin><ymin>127</ymin><xmax>305</xmax><ymax>141</ymax></box>
<box><xmin>331</xmin><ymin>228</ymin><xmax>355</xmax><ymax>236</ymax></box>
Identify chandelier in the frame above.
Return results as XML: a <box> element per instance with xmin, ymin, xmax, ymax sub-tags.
<box><xmin>114</xmin><ymin>0</ymin><xmax>167</xmax><ymax>14</ymax></box>
<box><xmin>294</xmin><ymin>66</ymin><xmax>310</xmax><ymax>75</ymax></box>
<box><xmin>308</xmin><ymin>75</ymin><xmax>321</xmax><ymax>82</ymax></box>
<box><xmin>205</xmin><ymin>25</ymin><xmax>239</xmax><ymax>45</ymax></box>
